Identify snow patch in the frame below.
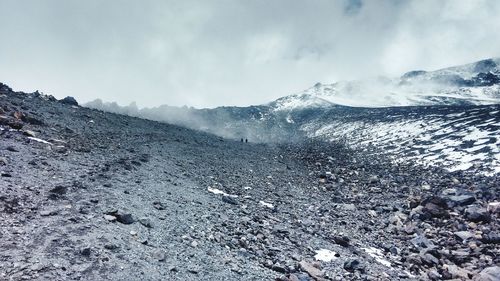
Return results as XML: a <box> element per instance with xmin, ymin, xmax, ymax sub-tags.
<box><xmin>362</xmin><ymin>247</ymin><xmax>391</xmax><ymax>267</ymax></box>
<box><xmin>27</xmin><ymin>137</ymin><xmax>52</xmax><ymax>145</ymax></box>
<box><xmin>314</xmin><ymin>249</ymin><xmax>337</xmax><ymax>262</ymax></box>
<box><xmin>207</xmin><ymin>187</ymin><xmax>238</xmax><ymax>198</ymax></box>
<box><xmin>259</xmin><ymin>201</ymin><xmax>274</xmax><ymax>209</ymax></box>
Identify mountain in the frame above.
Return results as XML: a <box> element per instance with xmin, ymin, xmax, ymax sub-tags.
<box><xmin>85</xmin><ymin>58</ymin><xmax>500</xmax><ymax>175</ymax></box>
<box><xmin>1</xmin><ymin>71</ymin><xmax>500</xmax><ymax>280</ymax></box>
<box><xmin>272</xmin><ymin>58</ymin><xmax>500</xmax><ymax>110</ymax></box>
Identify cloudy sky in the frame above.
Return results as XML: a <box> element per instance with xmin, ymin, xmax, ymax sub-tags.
<box><xmin>1</xmin><ymin>0</ymin><xmax>499</xmax><ymax>108</ymax></box>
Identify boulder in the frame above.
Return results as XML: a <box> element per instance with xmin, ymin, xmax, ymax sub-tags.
<box><xmin>445</xmin><ymin>194</ymin><xmax>476</xmax><ymax>207</ymax></box>
<box><xmin>465</xmin><ymin>206</ymin><xmax>491</xmax><ymax>223</ymax></box>
<box><xmin>59</xmin><ymin>96</ymin><xmax>78</xmax><ymax>106</ymax></box>
<box><xmin>421</xmin><ymin>196</ymin><xmax>449</xmax><ymax>218</ymax></box>
<box><xmin>299</xmin><ymin>260</ymin><xmax>324</xmax><ymax>280</ymax></box>
<box><xmin>116</xmin><ymin>213</ymin><xmax>134</xmax><ymax>224</ymax></box>
<box><xmin>474</xmin><ymin>266</ymin><xmax>500</xmax><ymax>281</ymax></box>
<box><xmin>343</xmin><ymin>259</ymin><xmax>365</xmax><ymax>273</ymax></box>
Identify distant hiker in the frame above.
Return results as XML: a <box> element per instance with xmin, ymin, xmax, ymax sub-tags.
<box><xmin>241</xmin><ymin>138</ymin><xmax>244</xmax><ymax>142</ymax></box>
<box><xmin>245</xmin><ymin>138</ymin><xmax>248</xmax><ymax>143</ymax></box>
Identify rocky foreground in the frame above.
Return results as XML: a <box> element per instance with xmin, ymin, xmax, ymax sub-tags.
<box><xmin>0</xmin><ymin>83</ymin><xmax>499</xmax><ymax>280</ymax></box>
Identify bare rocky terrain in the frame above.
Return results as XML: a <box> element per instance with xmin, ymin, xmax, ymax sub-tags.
<box><xmin>1</xmin><ymin>82</ymin><xmax>499</xmax><ymax>280</ymax></box>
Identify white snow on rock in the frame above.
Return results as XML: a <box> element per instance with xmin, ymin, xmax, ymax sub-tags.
<box><xmin>302</xmin><ymin>105</ymin><xmax>500</xmax><ymax>175</ymax></box>
<box><xmin>314</xmin><ymin>249</ymin><xmax>337</xmax><ymax>262</ymax></box>
<box><xmin>27</xmin><ymin>137</ymin><xmax>52</xmax><ymax>145</ymax></box>
<box><xmin>362</xmin><ymin>247</ymin><xmax>391</xmax><ymax>267</ymax></box>
<box><xmin>259</xmin><ymin>201</ymin><xmax>274</xmax><ymax>209</ymax></box>
<box><xmin>272</xmin><ymin>58</ymin><xmax>500</xmax><ymax>111</ymax></box>
<box><xmin>207</xmin><ymin>187</ymin><xmax>238</xmax><ymax>197</ymax></box>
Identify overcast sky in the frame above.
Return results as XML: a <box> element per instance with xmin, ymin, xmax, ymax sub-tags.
<box><xmin>1</xmin><ymin>0</ymin><xmax>499</xmax><ymax>108</ymax></box>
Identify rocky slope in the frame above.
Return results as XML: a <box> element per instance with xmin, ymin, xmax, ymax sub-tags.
<box><xmin>1</xmin><ymin>83</ymin><xmax>499</xmax><ymax>280</ymax></box>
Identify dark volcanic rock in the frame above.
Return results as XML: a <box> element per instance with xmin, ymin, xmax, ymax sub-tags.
<box><xmin>59</xmin><ymin>96</ymin><xmax>78</xmax><ymax>106</ymax></box>
<box><xmin>421</xmin><ymin>196</ymin><xmax>449</xmax><ymax>218</ymax></box>
<box><xmin>445</xmin><ymin>194</ymin><xmax>476</xmax><ymax>207</ymax></box>
<box><xmin>475</xmin><ymin>266</ymin><xmax>500</xmax><ymax>281</ymax></box>
<box><xmin>465</xmin><ymin>206</ymin><xmax>491</xmax><ymax>223</ymax></box>
<box><xmin>343</xmin><ymin>259</ymin><xmax>365</xmax><ymax>273</ymax></box>
<box><xmin>116</xmin><ymin>213</ymin><xmax>134</xmax><ymax>224</ymax></box>
<box><xmin>481</xmin><ymin>232</ymin><xmax>500</xmax><ymax>244</ymax></box>
<box><xmin>49</xmin><ymin>185</ymin><xmax>68</xmax><ymax>195</ymax></box>
<box><xmin>332</xmin><ymin>235</ymin><xmax>350</xmax><ymax>247</ymax></box>
<box><xmin>222</xmin><ymin>195</ymin><xmax>238</xmax><ymax>205</ymax></box>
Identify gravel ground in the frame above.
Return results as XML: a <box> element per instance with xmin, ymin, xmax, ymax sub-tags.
<box><xmin>1</xmin><ymin>84</ymin><xmax>499</xmax><ymax>280</ymax></box>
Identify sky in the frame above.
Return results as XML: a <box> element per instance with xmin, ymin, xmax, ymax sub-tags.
<box><xmin>0</xmin><ymin>0</ymin><xmax>499</xmax><ymax>108</ymax></box>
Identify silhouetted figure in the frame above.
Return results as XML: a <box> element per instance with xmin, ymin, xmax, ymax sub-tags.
<box><xmin>245</xmin><ymin>138</ymin><xmax>248</xmax><ymax>143</ymax></box>
<box><xmin>241</xmin><ymin>138</ymin><xmax>244</xmax><ymax>142</ymax></box>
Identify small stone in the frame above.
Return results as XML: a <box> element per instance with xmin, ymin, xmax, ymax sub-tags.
<box><xmin>368</xmin><ymin>175</ymin><xmax>379</xmax><ymax>184</ymax></box>
<box><xmin>420</xmin><ymin>252</ymin><xmax>439</xmax><ymax>266</ymax></box>
<box><xmin>465</xmin><ymin>206</ymin><xmax>491</xmax><ymax>223</ymax></box>
<box><xmin>487</xmin><ymin>202</ymin><xmax>500</xmax><ymax>214</ymax></box>
<box><xmin>153</xmin><ymin>201</ymin><xmax>167</xmax><ymax>210</ymax></box>
<box><xmin>103</xmin><ymin>214</ymin><xmax>117</xmax><ymax>222</ymax></box>
<box><xmin>446</xmin><ymin>194</ymin><xmax>476</xmax><ymax>207</ymax></box>
<box><xmin>40</xmin><ymin>209</ymin><xmax>58</xmax><ymax>216</ymax></box>
<box><xmin>104</xmin><ymin>243</ymin><xmax>119</xmax><ymax>250</ymax></box>
<box><xmin>271</xmin><ymin>264</ymin><xmax>287</xmax><ymax>273</ymax></box>
<box><xmin>13</xmin><ymin>111</ymin><xmax>24</xmax><ymax>120</ymax></box>
<box><xmin>421</xmin><ymin>196</ymin><xmax>449</xmax><ymax>218</ymax></box>
<box><xmin>421</xmin><ymin>184</ymin><xmax>432</xmax><ymax>190</ymax></box>
<box><xmin>191</xmin><ymin>240</ymin><xmax>198</xmax><ymax>247</ymax></box>
<box><xmin>6</xmin><ymin>146</ymin><xmax>19</xmax><ymax>152</ymax></box>
<box><xmin>168</xmin><ymin>265</ymin><xmax>178</xmax><ymax>272</ymax></box>
<box><xmin>139</xmin><ymin>217</ymin><xmax>153</xmax><ymax>228</ymax></box>
<box><xmin>427</xmin><ymin>270</ymin><xmax>441</xmax><ymax>280</ymax></box>
<box><xmin>343</xmin><ymin>259</ymin><xmax>365</xmax><ymax>273</ymax></box>
<box><xmin>7</xmin><ymin>121</ymin><xmax>23</xmax><ymax>130</ymax></box>
<box><xmin>23</xmin><ymin>130</ymin><xmax>36</xmax><ymax>137</ymax></box>
<box><xmin>80</xmin><ymin>247</ymin><xmax>91</xmax><ymax>256</ymax></box>
<box><xmin>187</xmin><ymin>266</ymin><xmax>201</xmax><ymax>274</ymax></box>
<box><xmin>299</xmin><ymin>260</ymin><xmax>324</xmax><ymax>279</ymax></box>
<box><xmin>116</xmin><ymin>213</ymin><xmax>134</xmax><ymax>224</ymax></box>
<box><xmin>332</xmin><ymin>235</ymin><xmax>350</xmax><ymax>247</ymax></box>
<box><xmin>454</xmin><ymin>231</ymin><xmax>474</xmax><ymax>241</ymax></box>
<box><xmin>475</xmin><ymin>266</ymin><xmax>500</xmax><ymax>281</ymax></box>
<box><xmin>222</xmin><ymin>195</ymin><xmax>238</xmax><ymax>205</ymax></box>
<box><xmin>49</xmin><ymin>185</ymin><xmax>67</xmax><ymax>195</ymax></box>
<box><xmin>481</xmin><ymin>232</ymin><xmax>500</xmax><ymax>244</ymax></box>
<box><xmin>152</xmin><ymin>250</ymin><xmax>165</xmax><ymax>261</ymax></box>
<box><xmin>340</xmin><ymin>203</ymin><xmax>356</xmax><ymax>211</ymax></box>
<box><xmin>444</xmin><ymin>264</ymin><xmax>472</xmax><ymax>279</ymax></box>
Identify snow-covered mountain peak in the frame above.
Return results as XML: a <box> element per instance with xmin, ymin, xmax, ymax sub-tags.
<box><xmin>270</xmin><ymin>91</ymin><xmax>335</xmax><ymax>111</ymax></box>
<box><xmin>272</xmin><ymin>58</ymin><xmax>500</xmax><ymax>111</ymax></box>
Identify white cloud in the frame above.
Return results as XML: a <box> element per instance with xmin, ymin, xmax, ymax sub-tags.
<box><xmin>0</xmin><ymin>0</ymin><xmax>498</xmax><ymax>108</ymax></box>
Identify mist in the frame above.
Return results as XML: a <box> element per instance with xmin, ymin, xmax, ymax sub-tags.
<box><xmin>1</xmin><ymin>0</ymin><xmax>500</xmax><ymax>108</ymax></box>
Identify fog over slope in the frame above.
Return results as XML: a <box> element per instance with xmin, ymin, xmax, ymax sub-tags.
<box><xmin>85</xmin><ymin>58</ymin><xmax>500</xmax><ymax>134</ymax></box>
<box><xmin>85</xmin><ymin>58</ymin><xmax>500</xmax><ymax>174</ymax></box>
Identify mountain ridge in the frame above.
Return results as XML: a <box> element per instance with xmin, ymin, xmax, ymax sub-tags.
<box><xmin>80</xmin><ymin>58</ymin><xmax>500</xmax><ymax>175</ymax></box>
